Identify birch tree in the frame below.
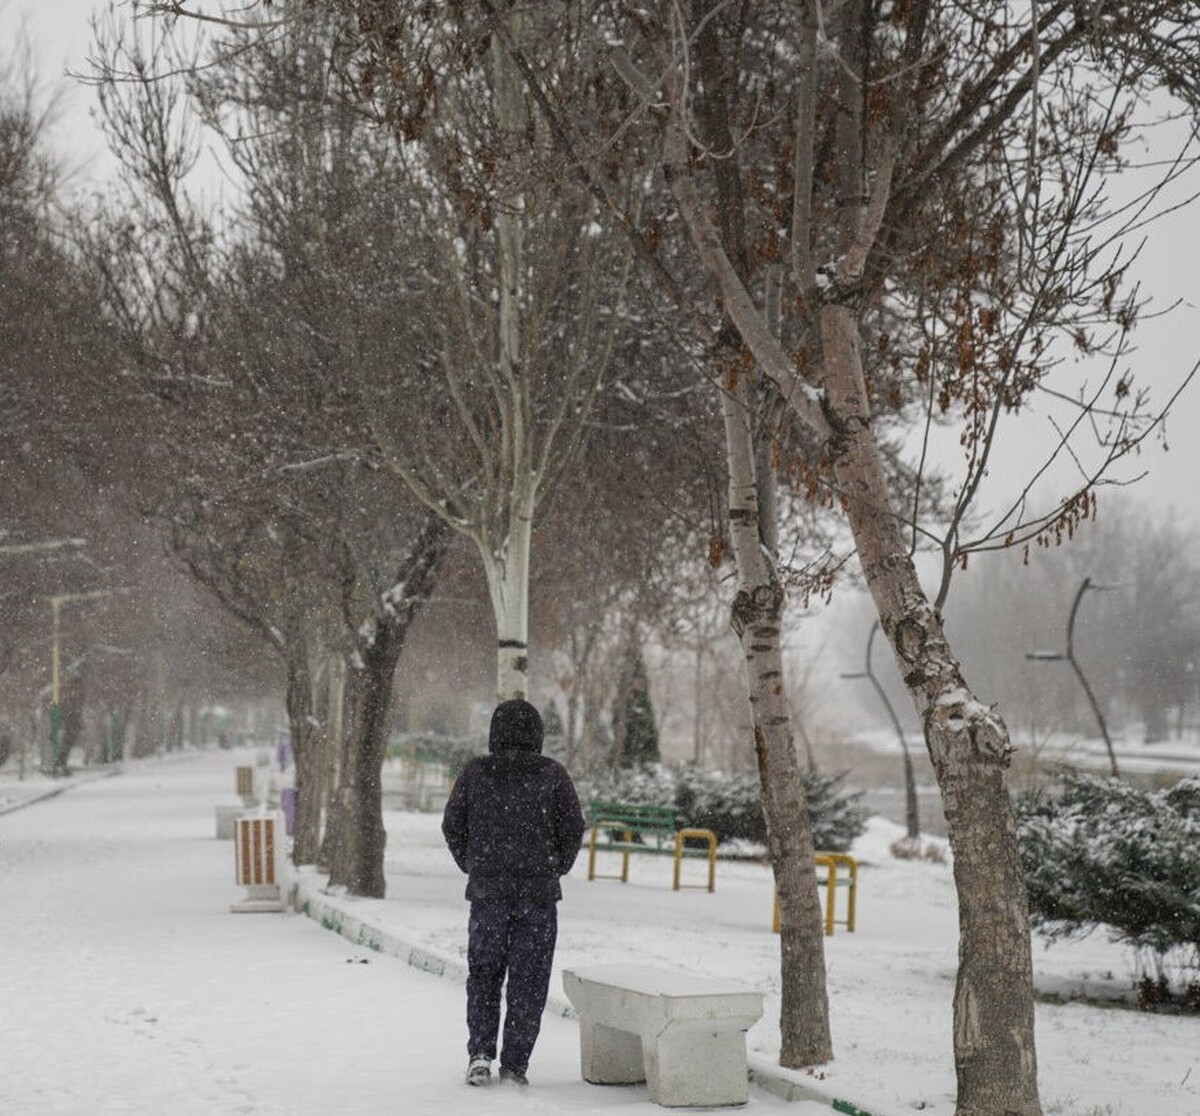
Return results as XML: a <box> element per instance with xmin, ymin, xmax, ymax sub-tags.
<box><xmin>146</xmin><ymin>0</ymin><xmax>644</xmax><ymax>703</ymax></box>
<box><xmin>656</xmin><ymin>4</ymin><xmax>1195</xmax><ymax>1112</ymax></box>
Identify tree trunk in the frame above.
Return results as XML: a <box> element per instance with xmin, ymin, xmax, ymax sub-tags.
<box><xmin>107</xmin><ymin>705</ymin><xmax>131</xmax><ymax>764</ymax></box>
<box><xmin>130</xmin><ymin>693</ymin><xmax>152</xmax><ymax>759</ymax></box>
<box><xmin>323</xmin><ymin>629</ymin><xmax>404</xmax><ymax>897</ymax></box>
<box><xmin>719</xmin><ymin>349</ymin><xmax>832</xmax><ymax>1067</ymax></box>
<box><xmin>675</xmin><ymin>5</ymin><xmax>834</xmax><ymax>1055</ymax></box>
<box><xmin>323</xmin><ymin>516</ymin><xmax>449</xmax><ymax>896</ymax></box>
<box><xmin>566</xmin><ymin>677</ymin><xmax>580</xmax><ymax>771</ymax></box>
<box><xmin>821</xmin><ymin>301</ymin><xmax>1041</xmax><ymax>1115</ymax></box>
<box><xmin>58</xmin><ymin>670</ymin><xmax>85</xmax><ymax>772</ymax></box>
<box><xmin>284</xmin><ymin>632</ymin><xmax>324</xmax><ymax>866</ymax></box>
<box><xmin>318</xmin><ymin>651</ymin><xmax>346</xmax><ymax>856</ymax></box>
<box><xmin>480</xmin><ymin>498</ymin><xmax>533</xmax><ymax>701</ymax></box>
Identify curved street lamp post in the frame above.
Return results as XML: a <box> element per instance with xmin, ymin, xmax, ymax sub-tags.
<box><xmin>842</xmin><ymin>620</ymin><xmax>921</xmax><ymax>840</ymax></box>
<box><xmin>1026</xmin><ymin>576</ymin><xmax>1120</xmax><ymax>779</ymax></box>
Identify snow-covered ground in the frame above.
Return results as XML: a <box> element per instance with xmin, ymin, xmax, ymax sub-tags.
<box><xmin>2</xmin><ymin>748</ymin><xmax>1196</xmax><ymax>1116</ymax></box>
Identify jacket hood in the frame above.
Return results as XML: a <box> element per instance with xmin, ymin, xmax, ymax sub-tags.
<box><xmin>488</xmin><ymin>699</ymin><xmax>545</xmax><ymax>754</ymax></box>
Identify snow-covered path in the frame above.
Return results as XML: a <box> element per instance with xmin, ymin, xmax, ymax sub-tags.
<box><xmin>0</xmin><ymin>752</ymin><xmax>798</xmax><ymax>1116</ymax></box>
<box><xmin>4</xmin><ymin>748</ymin><xmax>1198</xmax><ymax>1115</ymax></box>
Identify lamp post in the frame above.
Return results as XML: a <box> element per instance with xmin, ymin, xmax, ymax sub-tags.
<box><xmin>48</xmin><ymin>590</ymin><xmax>111</xmax><ymax>775</ymax></box>
<box><xmin>1026</xmin><ymin>576</ymin><xmax>1120</xmax><ymax>778</ymax></box>
<box><xmin>842</xmin><ymin>620</ymin><xmax>920</xmax><ymax>839</ymax></box>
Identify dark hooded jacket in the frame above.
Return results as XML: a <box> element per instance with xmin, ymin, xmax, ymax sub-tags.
<box><xmin>442</xmin><ymin>699</ymin><xmax>586</xmax><ymax>904</ymax></box>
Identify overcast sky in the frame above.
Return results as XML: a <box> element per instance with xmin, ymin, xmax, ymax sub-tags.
<box><xmin>5</xmin><ymin>0</ymin><xmax>1198</xmax><ymax>532</ymax></box>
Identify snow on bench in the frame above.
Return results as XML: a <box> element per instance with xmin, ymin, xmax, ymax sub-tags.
<box><xmin>562</xmin><ymin>964</ymin><xmax>763</xmax><ymax>1108</ymax></box>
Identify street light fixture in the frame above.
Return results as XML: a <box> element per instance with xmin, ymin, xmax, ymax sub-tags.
<box><xmin>1026</xmin><ymin>576</ymin><xmax>1120</xmax><ymax>778</ymax></box>
<box><xmin>48</xmin><ymin>590</ymin><xmax>112</xmax><ymax>775</ymax></box>
<box><xmin>842</xmin><ymin>620</ymin><xmax>921</xmax><ymax>840</ymax></box>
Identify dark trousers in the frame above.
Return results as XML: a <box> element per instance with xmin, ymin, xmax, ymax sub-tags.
<box><xmin>466</xmin><ymin>901</ymin><xmax>558</xmax><ymax>1073</ymax></box>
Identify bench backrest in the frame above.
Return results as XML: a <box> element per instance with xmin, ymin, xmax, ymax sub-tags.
<box><xmin>587</xmin><ymin>800</ymin><xmax>677</xmax><ymax>834</ymax></box>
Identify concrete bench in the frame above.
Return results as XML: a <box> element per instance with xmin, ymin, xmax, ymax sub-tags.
<box><xmin>562</xmin><ymin>964</ymin><xmax>763</xmax><ymax>1108</ymax></box>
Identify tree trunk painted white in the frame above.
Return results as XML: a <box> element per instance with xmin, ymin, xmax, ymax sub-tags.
<box><xmin>478</xmin><ymin>480</ymin><xmax>535</xmax><ymax>701</ymax></box>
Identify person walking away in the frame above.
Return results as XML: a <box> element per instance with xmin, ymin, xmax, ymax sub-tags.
<box><xmin>442</xmin><ymin>699</ymin><xmax>586</xmax><ymax>1088</ymax></box>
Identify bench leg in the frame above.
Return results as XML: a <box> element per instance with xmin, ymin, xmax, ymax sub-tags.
<box><xmin>578</xmin><ymin>1019</ymin><xmax>645</xmax><ymax>1084</ymax></box>
<box><xmin>643</xmin><ymin>1024</ymin><xmax>751</xmax><ymax>1107</ymax></box>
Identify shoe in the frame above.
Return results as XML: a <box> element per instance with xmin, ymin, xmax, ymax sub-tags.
<box><xmin>499</xmin><ymin>1065</ymin><xmax>529</xmax><ymax>1087</ymax></box>
<box><xmin>466</xmin><ymin>1055</ymin><xmax>492</xmax><ymax>1086</ymax></box>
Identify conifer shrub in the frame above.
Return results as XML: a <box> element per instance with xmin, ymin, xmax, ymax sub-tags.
<box><xmin>1015</xmin><ymin>774</ymin><xmax>1200</xmax><ymax>993</ymax></box>
<box><xmin>611</xmin><ymin>649</ymin><xmax>660</xmax><ymax>767</ymax></box>
<box><xmin>541</xmin><ymin>700</ymin><xmax>565</xmax><ymax>738</ymax></box>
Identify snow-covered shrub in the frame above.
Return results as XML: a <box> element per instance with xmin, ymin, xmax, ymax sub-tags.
<box><xmin>580</xmin><ymin>764</ymin><xmax>866</xmax><ymax>852</ymax></box>
<box><xmin>674</xmin><ymin>766</ymin><xmax>767</xmax><ymax>845</ymax></box>
<box><xmin>389</xmin><ymin>732</ymin><xmax>481</xmax><ymax>777</ymax></box>
<box><xmin>581</xmin><ymin>763</ymin><xmax>678</xmax><ymax>810</ymax></box>
<box><xmin>799</xmin><ymin>770</ymin><xmax>868</xmax><ymax>852</ymax></box>
<box><xmin>1015</xmin><ymin>774</ymin><xmax>1200</xmax><ymax>984</ymax></box>
<box><xmin>889</xmin><ymin>836</ymin><xmax>948</xmax><ymax>864</ymax></box>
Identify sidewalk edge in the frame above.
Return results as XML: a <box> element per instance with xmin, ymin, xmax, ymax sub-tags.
<box><xmin>0</xmin><ymin>768</ymin><xmax>121</xmax><ymax>817</ymax></box>
<box><xmin>748</xmin><ymin>1053</ymin><xmax>913</xmax><ymax>1115</ymax></box>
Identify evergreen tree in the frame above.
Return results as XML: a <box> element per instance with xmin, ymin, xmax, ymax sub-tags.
<box><xmin>613</xmin><ymin>646</ymin><xmax>659</xmax><ymax>768</ymax></box>
<box><xmin>542</xmin><ymin>699</ymin><xmax>564</xmax><ymax>737</ymax></box>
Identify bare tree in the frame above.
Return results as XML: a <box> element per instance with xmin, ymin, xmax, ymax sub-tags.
<box><xmin>79</xmin><ymin>10</ymin><xmax>453</xmax><ymax>886</ymax></box>
<box><xmin>324</xmin><ymin>5</ymin><xmax>649</xmax><ymax>702</ymax></box>
<box><xmin>649</xmin><ymin>4</ymin><xmax>1196</xmax><ymax>1110</ymax></box>
<box><xmin>471</xmin><ymin>2</ymin><xmax>1200</xmax><ymax>1110</ymax></box>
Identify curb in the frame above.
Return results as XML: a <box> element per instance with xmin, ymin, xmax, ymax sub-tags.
<box><xmin>291</xmin><ymin>873</ymin><xmax>579</xmax><ymax>1019</ymax></box>
<box><xmin>747</xmin><ymin>1055</ymin><xmax>911</xmax><ymax>1115</ymax></box>
<box><xmin>291</xmin><ymin>875</ymin><xmax>464</xmax><ymax>980</ymax></box>
<box><xmin>0</xmin><ymin>767</ymin><xmax>122</xmax><ymax>817</ymax></box>
<box><xmin>291</xmin><ymin>873</ymin><xmax>911</xmax><ymax>1112</ymax></box>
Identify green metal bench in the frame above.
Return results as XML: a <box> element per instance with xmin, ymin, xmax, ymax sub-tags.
<box><xmin>585</xmin><ymin>800</ymin><xmax>718</xmax><ymax>892</ymax></box>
